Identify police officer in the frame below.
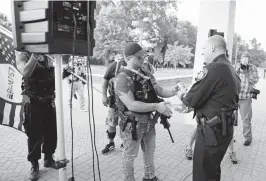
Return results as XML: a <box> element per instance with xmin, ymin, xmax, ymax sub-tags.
<box><xmin>101</xmin><ymin>54</ymin><xmax>125</xmax><ymax>154</ymax></box>
<box><xmin>16</xmin><ymin>52</ymin><xmax>64</xmax><ymax>181</ymax></box>
<box><xmin>176</xmin><ymin>35</ymin><xmax>240</xmax><ymax>181</ymax></box>
<box><xmin>115</xmin><ymin>42</ymin><xmax>179</xmax><ymax>181</ymax></box>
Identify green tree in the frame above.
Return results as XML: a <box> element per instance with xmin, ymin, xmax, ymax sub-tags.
<box><xmin>94</xmin><ymin>1</ymin><xmax>182</xmax><ymax>65</ymax></box>
<box><xmin>164</xmin><ymin>41</ymin><xmax>194</xmax><ymax>68</ymax></box>
<box><xmin>248</xmin><ymin>38</ymin><xmax>266</xmax><ymax>66</ymax></box>
<box><xmin>232</xmin><ymin>35</ymin><xmax>266</xmax><ymax>67</ymax></box>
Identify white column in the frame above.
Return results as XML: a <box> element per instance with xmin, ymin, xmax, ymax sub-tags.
<box><xmin>193</xmin><ymin>0</ymin><xmax>236</xmax><ymax>80</ymax></box>
<box><xmin>184</xmin><ymin>0</ymin><xmax>237</xmax><ymax>126</ymax></box>
<box><xmin>54</xmin><ymin>54</ymin><xmax>67</xmax><ymax>181</ymax></box>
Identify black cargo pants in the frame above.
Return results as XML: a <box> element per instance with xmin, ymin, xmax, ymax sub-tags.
<box><xmin>193</xmin><ymin>124</ymin><xmax>233</xmax><ymax>181</ymax></box>
<box><xmin>23</xmin><ymin>99</ymin><xmax>57</xmax><ymax>162</ymax></box>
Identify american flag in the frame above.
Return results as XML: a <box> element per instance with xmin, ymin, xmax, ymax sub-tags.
<box><xmin>0</xmin><ymin>25</ymin><xmax>25</xmax><ymax>133</ymax></box>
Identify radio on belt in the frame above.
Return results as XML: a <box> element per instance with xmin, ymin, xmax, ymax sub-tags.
<box><xmin>11</xmin><ymin>0</ymin><xmax>96</xmax><ymax>56</ymax></box>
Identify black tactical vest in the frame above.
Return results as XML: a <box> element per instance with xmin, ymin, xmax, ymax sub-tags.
<box><xmin>22</xmin><ymin>54</ymin><xmax>55</xmax><ymax>98</ymax></box>
<box><xmin>115</xmin><ymin>68</ymin><xmax>157</xmax><ymax>113</ymax></box>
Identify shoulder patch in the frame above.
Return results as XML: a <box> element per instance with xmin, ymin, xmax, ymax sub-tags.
<box><xmin>195</xmin><ymin>68</ymin><xmax>208</xmax><ymax>82</ymax></box>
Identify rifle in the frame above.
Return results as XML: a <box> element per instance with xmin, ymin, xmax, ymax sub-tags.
<box><xmin>153</xmin><ymin>110</ymin><xmax>174</xmax><ymax>143</ymax></box>
<box><xmin>141</xmin><ymin>77</ymin><xmax>174</xmax><ymax>143</ymax></box>
<box><xmin>120</xmin><ymin>69</ymin><xmax>174</xmax><ymax>142</ymax></box>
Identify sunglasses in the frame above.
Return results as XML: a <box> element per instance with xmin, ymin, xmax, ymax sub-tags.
<box><xmin>134</xmin><ymin>56</ymin><xmax>143</xmax><ymax>61</ymax></box>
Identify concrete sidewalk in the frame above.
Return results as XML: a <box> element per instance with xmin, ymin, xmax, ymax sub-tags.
<box><xmin>0</xmin><ymin>74</ymin><xmax>266</xmax><ymax>181</ymax></box>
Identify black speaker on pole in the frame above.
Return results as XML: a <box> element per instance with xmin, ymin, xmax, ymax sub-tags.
<box><xmin>208</xmin><ymin>29</ymin><xmax>224</xmax><ymax>38</ymax></box>
<box><xmin>11</xmin><ymin>1</ymin><xmax>96</xmax><ymax>56</ymax></box>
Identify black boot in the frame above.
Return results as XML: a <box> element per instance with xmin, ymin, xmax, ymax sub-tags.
<box><xmin>30</xmin><ymin>161</ymin><xmax>40</xmax><ymax>181</ymax></box>
<box><xmin>44</xmin><ymin>154</ymin><xmax>66</xmax><ymax>169</ymax></box>
<box><xmin>102</xmin><ymin>142</ymin><xmax>115</xmax><ymax>154</ymax></box>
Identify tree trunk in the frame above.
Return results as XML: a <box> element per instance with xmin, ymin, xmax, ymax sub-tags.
<box><xmin>103</xmin><ymin>49</ymin><xmax>111</xmax><ymax>66</ymax></box>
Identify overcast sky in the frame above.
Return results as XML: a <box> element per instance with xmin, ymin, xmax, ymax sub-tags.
<box><xmin>1</xmin><ymin>0</ymin><xmax>265</xmax><ymax>49</ymax></box>
<box><xmin>177</xmin><ymin>0</ymin><xmax>266</xmax><ymax>48</ymax></box>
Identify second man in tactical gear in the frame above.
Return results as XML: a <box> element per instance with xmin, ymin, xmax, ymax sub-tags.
<box><xmin>101</xmin><ymin>54</ymin><xmax>126</xmax><ymax>154</ymax></box>
<box><xmin>115</xmin><ymin>42</ymin><xmax>180</xmax><ymax>181</ymax></box>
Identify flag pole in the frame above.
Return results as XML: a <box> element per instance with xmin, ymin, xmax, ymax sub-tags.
<box><xmin>54</xmin><ymin>54</ymin><xmax>67</xmax><ymax>181</ymax></box>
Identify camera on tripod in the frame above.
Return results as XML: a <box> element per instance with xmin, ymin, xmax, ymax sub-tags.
<box><xmin>250</xmin><ymin>88</ymin><xmax>260</xmax><ymax>99</ymax></box>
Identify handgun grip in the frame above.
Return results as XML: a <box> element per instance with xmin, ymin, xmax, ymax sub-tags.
<box><xmin>207</xmin><ymin>116</ymin><xmax>221</xmax><ymax>127</ymax></box>
<box><xmin>131</xmin><ymin>118</ymin><xmax>137</xmax><ymax>141</ymax></box>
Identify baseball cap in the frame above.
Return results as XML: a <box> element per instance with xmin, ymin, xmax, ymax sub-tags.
<box><xmin>115</xmin><ymin>54</ymin><xmax>123</xmax><ymax>62</ymax></box>
<box><xmin>241</xmin><ymin>52</ymin><xmax>251</xmax><ymax>59</ymax></box>
<box><xmin>123</xmin><ymin>42</ymin><xmax>146</xmax><ymax>57</ymax></box>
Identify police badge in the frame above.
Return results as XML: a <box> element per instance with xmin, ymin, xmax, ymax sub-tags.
<box><xmin>195</xmin><ymin>68</ymin><xmax>208</xmax><ymax>82</ymax></box>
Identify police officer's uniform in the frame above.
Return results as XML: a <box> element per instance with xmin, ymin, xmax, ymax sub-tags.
<box><xmin>180</xmin><ymin>54</ymin><xmax>240</xmax><ymax>181</ymax></box>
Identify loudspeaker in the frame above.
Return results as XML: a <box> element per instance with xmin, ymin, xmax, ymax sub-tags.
<box><xmin>11</xmin><ymin>1</ymin><xmax>96</xmax><ymax>56</ymax></box>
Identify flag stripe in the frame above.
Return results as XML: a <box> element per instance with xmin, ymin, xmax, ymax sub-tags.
<box><xmin>9</xmin><ymin>103</ymin><xmax>16</xmax><ymax>127</ymax></box>
<box><xmin>0</xmin><ymin>25</ymin><xmax>12</xmax><ymax>38</ymax></box>
<box><xmin>3</xmin><ymin>102</ymin><xmax>11</xmax><ymax>125</ymax></box>
<box><xmin>0</xmin><ymin>25</ymin><xmax>25</xmax><ymax>133</ymax></box>
<box><xmin>14</xmin><ymin>104</ymin><xmax>22</xmax><ymax>130</ymax></box>
<box><xmin>0</xmin><ymin>99</ymin><xmax>5</xmax><ymax>124</ymax></box>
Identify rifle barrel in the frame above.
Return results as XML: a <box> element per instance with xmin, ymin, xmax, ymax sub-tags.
<box><xmin>167</xmin><ymin>129</ymin><xmax>174</xmax><ymax>143</ymax></box>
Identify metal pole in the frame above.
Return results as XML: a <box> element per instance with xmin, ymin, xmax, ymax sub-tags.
<box><xmin>54</xmin><ymin>54</ymin><xmax>67</xmax><ymax>181</ymax></box>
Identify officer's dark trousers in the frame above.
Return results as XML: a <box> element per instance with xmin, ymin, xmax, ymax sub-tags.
<box><xmin>23</xmin><ymin>101</ymin><xmax>57</xmax><ymax>162</ymax></box>
<box><xmin>193</xmin><ymin>125</ymin><xmax>233</xmax><ymax>181</ymax></box>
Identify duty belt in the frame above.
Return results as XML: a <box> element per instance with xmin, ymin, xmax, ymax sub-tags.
<box><xmin>29</xmin><ymin>94</ymin><xmax>55</xmax><ymax>103</ymax></box>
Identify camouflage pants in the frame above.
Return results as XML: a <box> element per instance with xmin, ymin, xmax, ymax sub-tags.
<box><xmin>105</xmin><ymin>108</ymin><xmax>119</xmax><ymax>127</ymax></box>
<box><xmin>120</xmin><ymin>121</ymin><xmax>156</xmax><ymax>181</ymax></box>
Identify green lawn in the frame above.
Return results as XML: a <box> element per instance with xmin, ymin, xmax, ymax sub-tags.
<box><xmin>89</xmin><ymin>65</ymin><xmax>193</xmax><ymax>78</ymax></box>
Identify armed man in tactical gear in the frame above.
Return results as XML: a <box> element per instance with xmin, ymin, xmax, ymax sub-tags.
<box><xmin>114</xmin><ymin>43</ymin><xmax>180</xmax><ymax>181</ymax></box>
<box><xmin>16</xmin><ymin>52</ymin><xmax>65</xmax><ymax>181</ymax></box>
<box><xmin>101</xmin><ymin>54</ymin><xmax>126</xmax><ymax>154</ymax></box>
<box><xmin>176</xmin><ymin>35</ymin><xmax>240</xmax><ymax>181</ymax></box>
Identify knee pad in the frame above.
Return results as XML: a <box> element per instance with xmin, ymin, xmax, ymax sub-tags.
<box><xmin>107</xmin><ymin>130</ymin><xmax>116</xmax><ymax>139</ymax></box>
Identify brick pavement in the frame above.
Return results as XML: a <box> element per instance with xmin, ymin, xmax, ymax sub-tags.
<box><xmin>1</xmin><ymin>70</ymin><xmax>266</xmax><ymax>181</ymax></box>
